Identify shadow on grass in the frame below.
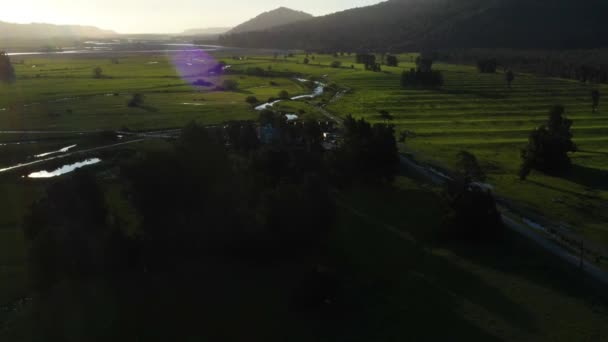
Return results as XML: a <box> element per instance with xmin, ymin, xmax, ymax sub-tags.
<box><xmin>438</xmin><ymin>87</ymin><xmax>508</xmax><ymax>100</ymax></box>
<box><xmin>527</xmin><ymin>179</ymin><xmax>601</xmax><ymax>199</ymax></box>
<box><xmin>566</xmin><ymin>164</ymin><xmax>608</xmax><ymax>191</ymax></box>
<box><xmin>331</xmin><ymin>208</ymin><xmax>530</xmax><ymax>340</ymax></box>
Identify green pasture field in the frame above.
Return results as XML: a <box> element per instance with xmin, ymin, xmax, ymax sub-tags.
<box><xmin>0</xmin><ymin>54</ymin><xmax>314</xmax><ymax>131</ymax></box>
<box><xmin>1</xmin><ymin>50</ymin><xmax>608</xmax><ymax>339</ymax></box>
<box><xmin>213</xmin><ymin>53</ymin><xmax>608</xmax><ymax>247</ymax></box>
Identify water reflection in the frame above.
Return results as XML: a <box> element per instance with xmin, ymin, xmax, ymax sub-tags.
<box><xmin>28</xmin><ymin>158</ymin><xmax>101</xmax><ymax>178</ymax></box>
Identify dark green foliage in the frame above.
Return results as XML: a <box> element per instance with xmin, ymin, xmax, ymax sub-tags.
<box><xmin>245</xmin><ymin>95</ymin><xmax>259</xmax><ymax>106</ymax></box>
<box><xmin>519</xmin><ymin>105</ymin><xmax>577</xmax><ymax>180</ymax></box>
<box><xmin>0</xmin><ymin>51</ymin><xmax>16</xmax><ymax>83</ymax></box>
<box><xmin>592</xmin><ymin>89</ymin><xmax>600</xmax><ymax>112</ymax></box>
<box><xmin>386</xmin><ymin>55</ymin><xmax>398</xmax><ymax>67</ymax></box>
<box><xmin>222</xmin><ymin>79</ymin><xmax>239</xmax><ymax>91</ymax></box>
<box><xmin>477</xmin><ymin>59</ymin><xmax>498</xmax><ymax>73</ymax></box>
<box><xmin>23</xmin><ymin>172</ymin><xmax>131</xmax><ymax>290</ymax></box>
<box><xmin>330</xmin><ymin>61</ymin><xmax>342</xmax><ymax>68</ymax></box>
<box><xmin>303</xmin><ymin>57</ymin><xmax>309</xmax><ymax>64</ymax></box>
<box><xmin>440</xmin><ymin>49</ymin><xmax>608</xmax><ymax>84</ymax></box>
<box><xmin>93</xmin><ymin>66</ymin><xmax>103</xmax><ymax>79</ymax></box>
<box><xmin>128</xmin><ymin>93</ymin><xmax>145</xmax><ymax>107</ymax></box>
<box><xmin>225</xmin><ymin>120</ymin><xmax>260</xmax><ymax>152</ymax></box>
<box><xmin>415</xmin><ymin>56</ymin><xmax>434</xmax><ymax>72</ymax></box>
<box><xmin>442</xmin><ymin>180</ymin><xmax>504</xmax><ymax>241</ymax></box>
<box><xmin>278</xmin><ymin>90</ymin><xmax>290</xmax><ymax>99</ymax></box>
<box><xmin>330</xmin><ymin>115</ymin><xmax>399</xmax><ymax>184</ymax></box>
<box><xmin>356</xmin><ymin>54</ymin><xmax>381</xmax><ymax>71</ymax></box>
<box><xmin>456</xmin><ymin>151</ymin><xmax>486</xmax><ymax>182</ymax></box>
<box><xmin>506</xmin><ymin>70</ymin><xmax>515</xmax><ymax>88</ymax></box>
<box><xmin>378</xmin><ymin>110</ymin><xmax>393</xmax><ymax>123</ymax></box>
<box><xmin>401</xmin><ymin>68</ymin><xmax>444</xmax><ymax>88</ymax></box>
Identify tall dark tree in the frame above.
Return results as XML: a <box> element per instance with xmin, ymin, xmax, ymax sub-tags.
<box><xmin>386</xmin><ymin>55</ymin><xmax>399</xmax><ymax>67</ymax></box>
<box><xmin>331</xmin><ymin>115</ymin><xmax>399</xmax><ymax>183</ymax></box>
<box><xmin>378</xmin><ymin>110</ymin><xmax>394</xmax><ymax>123</ymax></box>
<box><xmin>93</xmin><ymin>66</ymin><xmax>103</xmax><ymax>79</ymax></box>
<box><xmin>519</xmin><ymin>105</ymin><xmax>577</xmax><ymax>180</ymax></box>
<box><xmin>477</xmin><ymin>59</ymin><xmax>498</xmax><ymax>73</ymax></box>
<box><xmin>506</xmin><ymin>70</ymin><xmax>515</xmax><ymax>88</ymax></box>
<box><xmin>415</xmin><ymin>56</ymin><xmax>434</xmax><ymax>72</ymax></box>
<box><xmin>0</xmin><ymin>52</ymin><xmax>16</xmax><ymax>83</ymax></box>
<box><xmin>592</xmin><ymin>89</ymin><xmax>600</xmax><ymax>113</ymax></box>
<box><xmin>245</xmin><ymin>95</ymin><xmax>259</xmax><ymax>106</ymax></box>
<box><xmin>23</xmin><ymin>171</ymin><xmax>129</xmax><ymax>290</ymax></box>
<box><xmin>456</xmin><ymin>151</ymin><xmax>486</xmax><ymax>183</ymax></box>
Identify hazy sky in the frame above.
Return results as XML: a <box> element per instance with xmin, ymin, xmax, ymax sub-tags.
<box><xmin>1</xmin><ymin>0</ymin><xmax>385</xmax><ymax>33</ymax></box>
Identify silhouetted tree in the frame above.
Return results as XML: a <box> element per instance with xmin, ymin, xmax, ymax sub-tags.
<box><xmin>330</xmin><ymin>115</ymin><xmax>399</xmax><ymax>183</ymax></box>
<box><xmin>23</xmin><ymin>171</ymin><xmax>130</xmax><ymax>290</ymax></box>
<box><xmin>128</xmin><ymin>93</ymin><xmax>145</xmax><ymax>107</ymax></box>
<box><xmin>303</xmin><ymin>57</ymin><xmax>310</xmax><ymax>64</ymax></box>
<box><xmin>477</xmin><ymin>59</ymin><xmax>498</xmax><ymax>73</ymax></box>
<box><xmin>226</xmin><ymin>121</ymin><xmax>260</xmax><ymax>152</ymax></box>
<box><xmin>356</xmin><ymin>54</ymin><xmax>378</xmax><ymax>71</ymax></box>
<box><xmin>456</xmin><ymin>151</ymin><xmax>486</xmax><ymax>183</ymax></box>
<box><xmin>506</xmin><ymin>70</ymin><xmax>515</xmax><ymax>88</ymax></box>
<box><xmin>442</xmin><ymin>179</ymin><xmax>504</xmax><ymax>241</ymax></box>
<box><xmin>415</xmin><ymin>56</ymin><xmax>433</xmax><ymax>72</ymax></box>
<box><xmin>93</xmin><ymin>66</ymin><xmax>103</xmax><ymax>79</ymax></box>
<box><xmin>592</xmin><ymin>89</ymin><xmax>600</xmax><ymax>112</ymax></box>
<box><xmin>0</xmin><ymin>52</ymin><xmax>16</xmax><ymax>83</ymax></box>
<box><xmin>519</xmin><ymin>105</ymin><xmax>577</xmax><ymax>180</ymax></box>
<box><xmin>378</xmin><ymin>110</ymin><xmax>394</xmax><ymax>123</ymax></box>
<box><xmin>278</xmin><ymin>90</ymin><xmax>290</xmax><ymax>99</ymax></box>
<box><xmin>386</xmin><ymin>55</ymin><xmax>398</xmax><ymax>67</ymax></box>
<box><xmin>246</xmin><ymin>96</ymin><xmax>259</xmax><ymax>106</ymax></box>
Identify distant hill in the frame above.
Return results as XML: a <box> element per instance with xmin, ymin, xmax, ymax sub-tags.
<box><xmin>228</xmin><ymin>7</ymin><xmax>314</xmax><ymax>34</ymax></box>
<box><xmin>181</xmin><ymin>27</ymin><xmax>232</xmax><ymax>36</ymax></box>
<box><xmin>0</xmin><ymin>21</ymin><xmax>117</xmax><ymax>39</ymax></box>
<box><xmin>220</xmin><ymin>0</ymin><xmax>608</xmax><ymax>50</ymax></box>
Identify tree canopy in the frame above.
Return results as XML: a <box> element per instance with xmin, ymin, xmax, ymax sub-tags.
<box><xmin>520</xmin><ymin>105</ymin><xmax>577</xmax><ymax>179</ymax></box>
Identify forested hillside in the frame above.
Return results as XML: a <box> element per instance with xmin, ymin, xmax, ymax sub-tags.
<box><xmin>219</xmin><ymin>0</ymin><xmax>608</xmax><ymax>50</ymax></box>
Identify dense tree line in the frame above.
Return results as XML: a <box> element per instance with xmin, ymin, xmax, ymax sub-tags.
<box><xmin>0</xmin><ymin>51</ymin><xmax>16</xmax><ymax>83</ymax></box>
<box><xmin>439</xmin><ymin>49</ymin><xmax>608</xmax><ymax>84</ymax></box>
<box><xmin>400</xmin><ymin>56</ymin><xmax>444</xmax><ymax>88</ymax></box>
<box><xmin>477</xmin><ymin>59</ymin><xmax>498</xmax><ymax>73</ymax></box>
<box><xmin>355</xmin><ymin>54</ymin><xmax>381</xmax><ymax>72</ymax></box>
<box><xmin>329</xmin><ymin>115</ymin><xmax>399</xmax><ymax>184</ymax></box>
<box><xmin>24</xmin><ymin>110</ymin><xmax>400</xmax><ymax>291</ymax></box>
<box><xmin>385</xmin><ymin>55</ymin><xmax>398</xmax><ymax>67</ymax></box>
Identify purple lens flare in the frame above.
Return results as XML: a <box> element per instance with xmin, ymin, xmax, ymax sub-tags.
<box><xmin>170</xmin><ymin>48</ymin><xmax>225</xmax><ymax>87</ymax></box>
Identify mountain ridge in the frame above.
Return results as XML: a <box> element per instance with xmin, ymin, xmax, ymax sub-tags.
<box><xmin>0</xmin><ymin>20</ymin><xmax>117</xmax><ymax>39</ymax></box>
<box><xmin>219</xmin><ymin>0</ymin><xmax>608</xmax><ymax>50</ymax></box>
<box><xmin>227</xmin><ymin>7</ymin><xmax>314</xmax><ymax>34</ymax></box>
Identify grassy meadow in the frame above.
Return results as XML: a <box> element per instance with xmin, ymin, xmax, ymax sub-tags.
<box><xmin>1</xmin><ymin>50</ymin><xmax>608</xmax><ymax>340</ymax></box>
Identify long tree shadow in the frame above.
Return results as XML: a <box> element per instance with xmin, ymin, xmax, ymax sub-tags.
<box><xmin>333</xmin><ymin>195</ymin><xmax>537</xmax><ymax>337</ymax></box>
<box><xmin>437</xmin><ymin>87</ymin><xmax>508</xmax><ymax>99</ymax></box>
<box><xmin>566</xmin><ymin>164</ymin><xmax>608</xmax><ymax>191</ymax></box>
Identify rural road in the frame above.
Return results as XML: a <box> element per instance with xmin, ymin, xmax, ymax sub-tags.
<box><xmin>399</xmin><ymin>151</ymin><xmax>608</xmax><ymax>286</ymax></box>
